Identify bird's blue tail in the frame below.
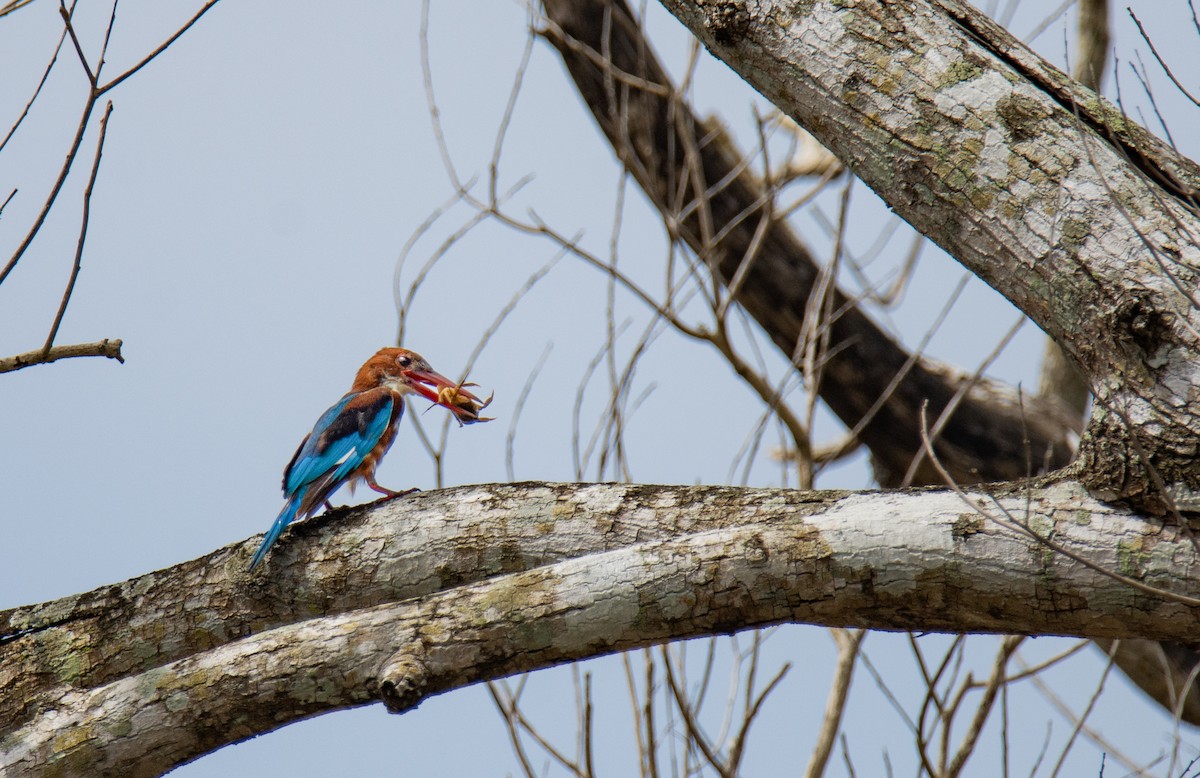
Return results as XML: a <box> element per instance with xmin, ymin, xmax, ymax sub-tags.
<box><xmin>249</xmin><ymin>495</ymin><xmax>302</xmax><ymax>571</ymax></box>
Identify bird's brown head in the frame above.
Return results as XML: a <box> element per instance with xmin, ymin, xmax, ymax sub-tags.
<box><xmin>354</xmin><ymin>347</ymin><xmax>492</xmax><ymax>424</ymax></box>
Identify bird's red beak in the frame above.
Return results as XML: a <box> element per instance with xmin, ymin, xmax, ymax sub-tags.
<box><xmin>403</xmin><ymin>368</ymin><xmax>493</xmax><ymax>425</ymax></box>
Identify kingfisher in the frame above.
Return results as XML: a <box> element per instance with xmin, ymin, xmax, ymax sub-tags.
<box><xmin>249</xmin><ymin>347</ymin><xmax>491</xmax><ymax>570</ymax></box>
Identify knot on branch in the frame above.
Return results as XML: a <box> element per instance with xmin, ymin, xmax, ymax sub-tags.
<box><xmin>697</xmin><ymin>0</ymin><xmax>750</xmax><ymax>46</ymax></box>
<box><xmin>1115</xmin><ymin>297</ymin><xmax>1175</xmax><ymax>370</ymax></box>
<box><xmin>377</xmin><ymin>643</ymin><xmax>429</xmax><ymax>714</ymax></box>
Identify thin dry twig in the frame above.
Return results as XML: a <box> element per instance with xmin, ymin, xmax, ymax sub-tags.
<box><xmin>42</xmin><ymin>100</ymin><xmax>113</xmax><ymax>355</ymax></box>
<box><xmin>0</xmin><ymin>339</ymin><xmax>123</xmax><ymax>373</ymax></box>
<box><xmin>726</xmin><ymin>660</ymin><xmax>790</xmax><ymax>774</ymax></box>
<box><xmin>945</xmin><ymin>636</ymin><xmax>1024</xmax><ymax>778</ymax></box>
<box><xmin>1127</xmin><ymin>9</ymin><xmax>1199</xmax><ymax>108</ymax></box>
<box><xmin>0</xmin><ymin>0</ymin><xmax>35</xmax><ymax>17</ymax></box>
<box><xmin>819</xmin><ymin>273</ymin><xmax>971</xmax><ymax>470</ymax></box>
<box><xmin>489</xmin><ymin>679</ymin><xmax>589</xmax><ymax>778</ymax></box>
<box><xmin>0</xmin><ymin>0</ymin><xmax>74</xmax><ymax>154</ymax></box>
<box><xmin>1</xmin><ymin>0</ymin><xmax>222</xmax><ymax>345</ymax></box>
<box><xmin>914</xmin><ymin>635</ymin><xmax>965</xmax><ymax>777</ymax></box>
<box><xmin>487</xmin><ymin>680</ymin><xmax>543</xmax><ymax>778</ymax></box>
<box><xmin>616</xmin><ymin>654</ymin><xmax>646</xmax><ymax>778</ymax></box>
<box><xmin>580</xmin><ymin>671</ymin><xmax>596</xmax><ymax>778</ymax></box>
<box><xmin>1021</xmin><ymin>651</ymin><xmax>1151</xmax><ymax>776</ymax></box>
<box><xmin>419</xmin><ymin>0</ymin><xmax>463</xmax><ymax>192</ymax></box>
<box><xmin>1048</xmin><ymin>642</ymin><xmax>1118</xmax><ymax>778</ymax></box>
<box><xmin>505</xmin><ymin>342</ymin><xmax>553</xmax><ymax>481</ymax></box>
<box><xmin>643</xmin><ymin>650</ymin><xmax>660</xmax><ymax>778</ymax></box>
<box><xmin>0</xmin><ymin>92</ymin><xmax>99</xmax><ymax>287</ymax></box>
<box><xmin>662</xmin><ymin>648</ymin><xmax>729</xmax><ymax>777</ymax></box>
<box><xmin>96</xmin><ymin>0</ymin><xmax>222</xmax><ymax>95</ymax></box>
<box><xmin>901</xmin><ymin>314</ymin><xmax>1028</xmax><ymax>486</ymax></box>
<box><xmin>987</xmin><ymin>640</ymin><xmax>1090</xmax><ymax>686</ymax></box>
<box><xmin>803</xmin><ymin>629</ymin><xmax>865</xmax><ymax>778</ymax></box>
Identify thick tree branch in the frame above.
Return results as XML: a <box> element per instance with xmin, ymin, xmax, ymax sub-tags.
<box><xmin>1036</xmin><ymin>0</ymin><xmax>1111</xmax><ymax>417</ymax></box>
<box><xmin>2</xmin><ymin>481</ymin><xmax>1196</xmax><ymax>775</ymax></box>
<box><xmin>652</xmin><ymin>0</ymin><xmax>1200</xmax><ymax>510</ymax></box>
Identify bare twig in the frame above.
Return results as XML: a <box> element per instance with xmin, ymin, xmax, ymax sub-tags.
<box><xmin>419</xmin><ymin>0</ymin><xmax>463</xmax><ymax>192</ymax></box>
<box><xmin>42</xmin><ymin>100</ymin><xmax>114</xmax><ymax>356</ymax></box>
<box><xmin>58</xmin><ymin>1</ymin><xmax>96</xmax><ymax>85</ymax></box>
<box><xmin>0</xmin><ymin>1</ymin><xmax>73</xmax><ymax>155</ymax></box>
<box><xmin>505</xmin><ymin>343</ymin><xmax>553</xmax><ymax>481</ymax></box>
<box><xmin>915</xmin><ymin>635</ymin><xmax>964</xmax><ymax>777</ymax></box>
<box><xmin>0</xmin><ymin>93</ymin><xmax>99</xmax><ymax>287</ymax></box>
<box><xmin>945</xmin><ymin>636</ymin><xmax>1024</xmax><ymax>778</ymax></box>
<box><xmin>0</xmin><ymin>0</ymin><xmax>36</xmax><ymax>18</ymax></box>
<box><xmin>488</xmin><ymin>679</ymin><xmax>588</xmax><ymax>778</ymax></box>
<box><xmin>840</xmin><ymin>733</ymin><xmax>858</xmax><ymax>778</ymax></box>
<box><xmin>1021</xmin><ymin>652</ymin><xmax>1150</xmax><ymax>776</ymax></box>
<box><xmin>617</xmin><ymin>654</ymin><xmax>646</xmax><ymax>778</ymax></box>
<box><xmin>487</xmin><ymin>681</ymin><xmax>541</xmax><ymax>778</ymax></box>
<box><xmin>662</xmin><ymin>648</ymin><xmax>729</xmax><ymax>777</ymax></box>
<box><xmin>857</xmin><ymin>648</ymin><xmax>918</xmax><ymax>735</ymax></box>
<box><xmin>902</xmin><ymin>314</ymin><xmax>1028</xmax><ymax>486</ymax></box>
<box><xmin>821</xmin><ymin>273</ymin><xmax>971</xmax><ymax>470</ymax></box>
<box><xmin>581</xmin><ymin>672</ymin><xmax>595</xmax><ymax>778</ymax></box>
<box><xmin>1128</xmin><ymin>9</ymin><xmax>1199</xmax><ymax>108</ymax></box>
<box><xmin>96</xmin><ymin>0</ymin><xmax>221</xmax><ymax>94</ymax></box>
<box><xmin>1048</xmin><ymin>642</ymin><xmax>1118</xmax><ymax>778</ymax></box>
<box><xmin>803</xmin><ymin>629</ymin><xmax>865</xmax><ymax>778</ymax></box>
<box><xmin>726</xmin><ymin>659</ymin><xmax>790</xmax><ymax>774</ymax></box>
<box><xmin>988</xmin><ymin>640</ymin><xmax>1089</xmax><ymax>686</ymax></box>
<box><xmin>0</xmin><ymin>339</ymin><xmax>123</xmax><ymax>374</ymax></box>
<box><xmin>1</xmin><ymin>0</ymin><xmax>221</xmax><ymax>291</ymax></box>
<box><xmin>643</xmin><ymin>650</ymin><xmax>659</xmax><ymax>778</ymax></box>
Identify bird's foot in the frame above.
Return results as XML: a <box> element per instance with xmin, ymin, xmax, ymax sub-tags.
<box><xmin>367</xmin><ymin>478</ymin><xmax>419</xmax><ymax>500</ymax></box>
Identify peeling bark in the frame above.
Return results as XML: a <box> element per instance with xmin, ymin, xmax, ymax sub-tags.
<box><xmin>2</xmin><ymin>480</ymin><xmax>1196</xmax><ymax>775</ymax></box>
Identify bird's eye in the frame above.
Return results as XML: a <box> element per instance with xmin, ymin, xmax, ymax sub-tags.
<box><xmin>397</xmin><ymin>355</ymin><xmax>412</xmax><ymax>368</ymax></box>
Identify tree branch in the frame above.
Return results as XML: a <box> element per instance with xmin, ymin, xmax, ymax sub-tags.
<box><xmin>2</xmin><ymin>481</ymin><xmax>1196</xmax><ymax>775</ymax></box>
<box><xmin>0</xmin><ymin>339</ymin><xmax>123</xmax><ymax>373</ymax></box>
<box><xmin>41</xmin><ymin>100</ymin><xmax>113</xmax><ymax>355</ymax></box>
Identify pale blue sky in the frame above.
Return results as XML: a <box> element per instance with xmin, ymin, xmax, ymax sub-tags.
<box><xmin>2</xmin><ymin>1</ymin><xmax>1198</xmax><ymax>774</ymax></box>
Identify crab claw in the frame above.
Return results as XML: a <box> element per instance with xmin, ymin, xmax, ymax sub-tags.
<box><xmin>403</xmin><ymin>369</ymin><xmax>493</xmax><ymax>425</ymax></box>
<box><xmin>440</xmin><ymin>386</ymin><xmax>494</xmax><ymax>426</ymax></box>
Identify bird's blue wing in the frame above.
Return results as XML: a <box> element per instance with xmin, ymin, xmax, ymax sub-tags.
<box><xmin>283</xmin><ymin>389</ymin><xmax>395</xmax><ymax>497</ymax></box>
<box><xmin>283</xmin><ymin>395</ymin><xmax>350</xmax><ymax>494</ymax></box>
<box><xmin>251</xmin><ymin>390</ymin><xmax>395</xmax><ymax>571</ymax></box>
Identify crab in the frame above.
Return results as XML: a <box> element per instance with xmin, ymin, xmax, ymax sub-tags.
<box><xmin>433</xmin><ymin>381</ymin><xmax>494</xmax><ymax>425</ymax></box>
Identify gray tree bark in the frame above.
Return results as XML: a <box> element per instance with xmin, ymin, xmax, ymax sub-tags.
<box><xmin>2</xmin><ymin>481</ymin><xmax>1196</xmax><ymax>776</ymax></box>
